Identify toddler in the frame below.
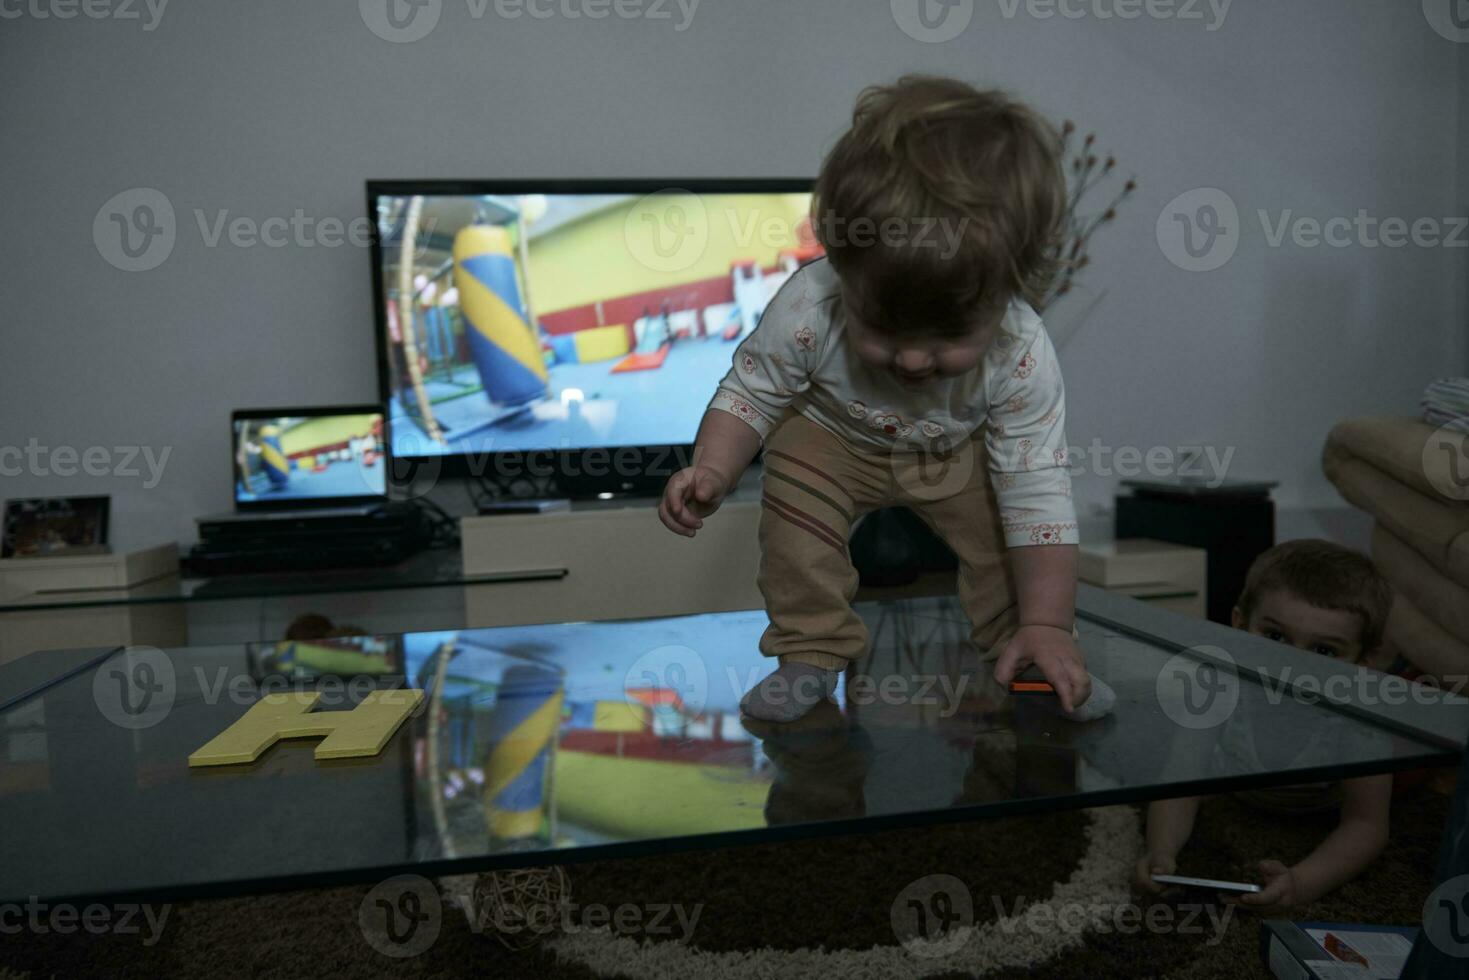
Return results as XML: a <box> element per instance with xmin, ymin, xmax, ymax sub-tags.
<box><xmin>1137</xmin><ymin>539</ymin><xmax>1397</xmax><ymax>914</ymax></box>
<box><xmin>659</xmin><ymin>76</ymin><xmax>1113</xmax><ymax>724</ymax></box>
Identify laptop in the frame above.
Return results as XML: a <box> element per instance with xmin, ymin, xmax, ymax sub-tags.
<box><xmin>197</xmin><ymin>405</ymin><xmax>393</xmax><ymax>523</ymax></box>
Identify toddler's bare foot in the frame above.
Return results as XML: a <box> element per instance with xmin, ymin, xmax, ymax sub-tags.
<box><xmin>739</xmin><ymin>662</ymin><xmax>839</xmax><ymax>722</ymax></box>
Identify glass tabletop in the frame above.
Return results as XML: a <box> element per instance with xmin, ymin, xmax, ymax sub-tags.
<box><xmin>0</xmin><ymin>547</ymin><xmax>565</xmax><ymax>613</ymax></box>
<box><xmin>1</xmin><ymin>586</ymin><xmax>1464</xmax><ymax>906</ymax></box>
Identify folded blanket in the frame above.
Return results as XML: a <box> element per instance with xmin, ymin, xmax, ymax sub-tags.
<box><xmin>1372</xmin><ymin>523</ymin><xmax>1469</xmax><ymax>648</ymax></box>
<box><xmin>1322</xmin><ymin>417</ymin><xmax>1469</xmax><ymax>589</ymax></box>
<box><xmin>1424</xmin><ymin>377</ymin><xmax>1469</xmax><ymax>432</ymax></box>
<box><xmin>1384</xmin><ymin>587</ymin><xmax>1469</xmax><ymax>686</ymax></box>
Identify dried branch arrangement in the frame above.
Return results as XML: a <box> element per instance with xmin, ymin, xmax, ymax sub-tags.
<box><xmin>1039</xmin><ymin>120</ymin><xmax>1137</xmax><ymax>313</ymax></box>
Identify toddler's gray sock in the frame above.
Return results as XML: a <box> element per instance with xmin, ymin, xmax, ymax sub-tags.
<box><xmin>1031</xmin><ymin>671</ymin><xmax>1116</xmax><ymax>722</ymax></box>
<box><xmin>739</xmin><ymin>662</ymin><xmax>839</xmax><ymax>723</ymax></box>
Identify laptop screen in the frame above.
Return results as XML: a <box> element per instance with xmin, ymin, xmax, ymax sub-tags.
<box><xmin>232</xmin><ymin>408</ymin><xmax>388</xmax><ymax>508</ymax></box>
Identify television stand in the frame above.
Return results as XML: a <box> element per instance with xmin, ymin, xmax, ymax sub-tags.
<box><xmin>460</xmin><ymin>469</ymin><xmax>764</xmax><ymax>628</ymax></box>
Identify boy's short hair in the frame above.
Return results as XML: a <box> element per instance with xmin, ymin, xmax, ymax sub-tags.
<box><xmin>812</xmin><ymin>75</ymin><xmax>1065</xmax><ymax>333</ymax></box>
<box><xmin>1236</xmin><ymin>539</ymin><xmax>1394</xmax><ymax>651</ymax></box>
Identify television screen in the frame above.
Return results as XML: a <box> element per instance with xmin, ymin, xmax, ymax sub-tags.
<box><xmin>371</xmin><ymin>183</ymin><xmax>820</xmax><ymax>468</ymax></box>
<box><xmin>232</xmin><ymin>409</ymin><xmax>387</xmax><ymax>506</ymax></box>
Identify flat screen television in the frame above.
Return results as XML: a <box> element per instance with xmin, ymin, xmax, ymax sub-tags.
<box><xmin>368</xmin><ymin>180</ymin><xmax>820</xmax><ymax>498</ymax></box>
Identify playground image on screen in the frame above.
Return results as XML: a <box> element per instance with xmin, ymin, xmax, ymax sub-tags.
<box><xmin>388</xmin><ymin>612</ymin><xmax>773</xmax><ymax>851</ymax></box>
<box><xmin>234</xmin><ymin>413</ymin><xmax>386</xmax><ymax>504</ymax></box>
<box><xmin>375</xmin><ymin>190</ymin><xmax>822</xmax><ymax>458</ymax></box>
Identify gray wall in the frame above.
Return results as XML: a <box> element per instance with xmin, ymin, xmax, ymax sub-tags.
<box><xmin>1</xmin><ymin>0</ymin><xmax>1465</xmax><ymax>551</ymax></box>
<box><xmin>1460</xmin><ymin>35</ymin><xmax>1469</xmax><ymax>376</ymax></box>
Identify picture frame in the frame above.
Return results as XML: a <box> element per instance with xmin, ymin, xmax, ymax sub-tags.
<box><xmin>0</xmin><ymin>496</ymin><xmax>112</xmax><ymax>559</ymax></box>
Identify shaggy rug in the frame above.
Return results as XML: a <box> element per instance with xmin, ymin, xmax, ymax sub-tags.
<box><xmin>2</xmin><ymin>788</ymin><xmax>1451</xmax><ymax>979</ymax></box>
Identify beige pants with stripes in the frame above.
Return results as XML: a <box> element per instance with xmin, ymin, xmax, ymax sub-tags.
<box><xmin>758</xmin><ymin>413</ymin><xmax>1019</xmax><ymax>670</ymax></box>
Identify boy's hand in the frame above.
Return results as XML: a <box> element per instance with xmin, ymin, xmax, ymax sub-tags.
<box><xmin>1229</xmin><ymin>859</ymin><xmax>1298</xmax><ymax>915</ymax></box>
<box><xmin>659</xmin><ymin>466</ymin><xmax>729</xmax><ymax>537</ymax></box>
<box><xmin>1134</xmin><ymin>852</ymin><xmax>1178</xmax><ymax>895</ymax></box>
<box><xmin>995</xmin><ymin>625</ymin><xmax>1090</xmax><ymax>714</ymax></box>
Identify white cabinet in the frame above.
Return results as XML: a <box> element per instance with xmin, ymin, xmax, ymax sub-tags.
<box><xmin>461</xmin><ymin>496</ymin><xmax>763</xmax><ymax>628</ymax></box>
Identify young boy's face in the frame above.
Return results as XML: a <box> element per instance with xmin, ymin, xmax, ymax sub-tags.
<box><xmin>1231</xmin><ymin>589</ymin><xmax>1367</xmax><ymax>663</ymax></box>
<box><xmin>841</xmin><ymin>286</ymin><xmax>1001</xmax><ymax>390</ymax></box>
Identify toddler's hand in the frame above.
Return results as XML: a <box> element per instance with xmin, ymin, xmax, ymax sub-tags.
<box><xmin>659</xmin><ymin>466</ymin><xmax>728</xmax><ymax>537</ymax></box>
<box><xmin>1230</xmin><ymin>859</ymin><xmax>1298</xmax><ymax>915</ymax></box>
<box><xmin>995</xmin><ymin>625</ymin><xmax>1090</xmax><ymax>714</ymax></box>
<box><xmin>1134</xmin><ymin>852</ymin><xmax>1177</xmax><ymax>895</ymax></box>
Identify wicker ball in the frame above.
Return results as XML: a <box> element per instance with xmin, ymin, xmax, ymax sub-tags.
<box><xmin>473</xmin><ymin>866</ymin><xmax>570</xmax><ymax>950</ymax></box>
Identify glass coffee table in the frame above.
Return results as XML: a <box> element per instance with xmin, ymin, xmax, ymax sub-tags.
<box><xmin>2</xmin><ymin>585</ymin><xmax>1464</xmax><ymax>906</ymax></box>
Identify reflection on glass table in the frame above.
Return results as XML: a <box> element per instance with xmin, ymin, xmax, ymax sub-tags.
<box><xmin>0</xmin><ymin>547</ymin><xmax>565</xmax><ymax>613</ymax></box>
<box><xmin>0</xmin><ymin>588</ymin><xmax>1463</xmax><ymax>905</ymax></box>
